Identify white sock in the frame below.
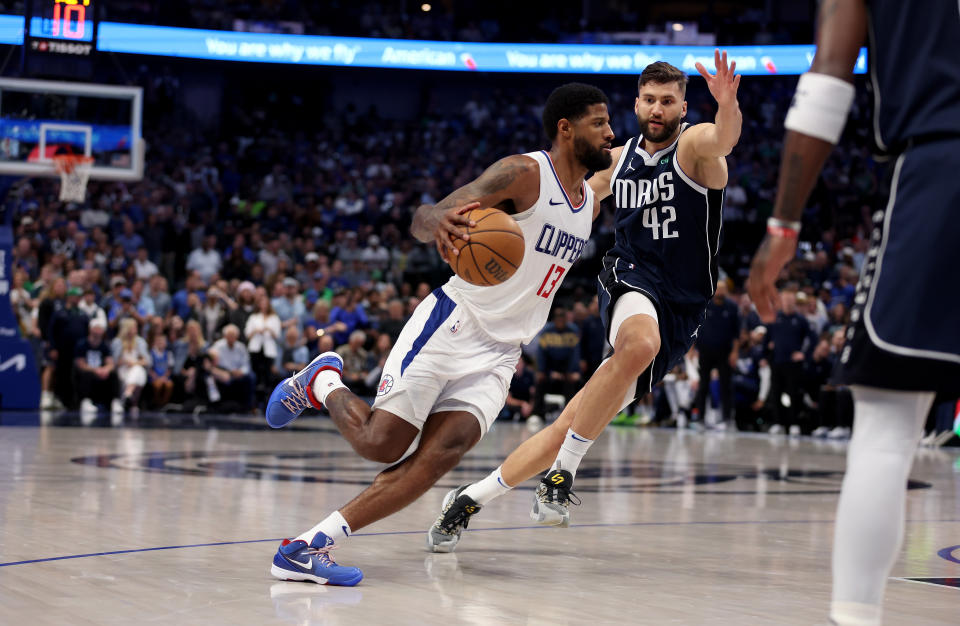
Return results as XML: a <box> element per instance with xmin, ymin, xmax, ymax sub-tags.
<box><xmin>832</xmin><ymin>386</ymin><xmax>934</xmax><ymax>612</ymax></box>
<box><xmin>550</xmin><ymin>429</ymin><xmax>595</xmax><ymax>479</ymax></box>
<box><xmin>462</xmin><ymin>466</ymin><xmax>513</xmax><ymax>505</ymax></box>
<box><xmin>296</xmin><ymin>510</ymin><xmax>352</xmax><ymax>544</ymax></box>
<box><xmin>829</xmin><ymin>601</ymin><xmax>882</xmax><ymax>626</ymax></box>
<box><xmin>311</xmin><ymin>369</ymin><xmax>347</xmax><ymax>405</ymax></box>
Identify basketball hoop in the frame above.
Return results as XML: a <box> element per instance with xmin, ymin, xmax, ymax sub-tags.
<box><xmin>53</xmin><ymin>154</ymin><xmax>95</xmax><ymax>203</ymax></box>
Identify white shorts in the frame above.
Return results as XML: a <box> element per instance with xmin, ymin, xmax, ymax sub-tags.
<box><xmin>372</xmin><ymin>287</ymin><xmax>520</xmax><ymax>438</ymax></box>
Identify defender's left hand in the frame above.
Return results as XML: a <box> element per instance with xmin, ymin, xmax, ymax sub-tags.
<box><xmin>695</xmin><ymin>49</ymin><xmax>741</xmax><ymax>107</ymax></box>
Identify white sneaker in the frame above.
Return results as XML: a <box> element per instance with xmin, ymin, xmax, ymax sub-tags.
<box><xmin>80</xmin><ymin>398</ymin><xmax>97</xmax><ymax>426</ymax></box>
<box><xmin>788</xmin><ymin>424</ymin><xmax>801</xmax><ymax>437</ymax></box>
<box><xmin>111</xmin><ymin>398</ymin><xmax>124</xmax><ymax>418</ymax></box>
<box><xmin>526</xmin><ymin>415</ymin><xmax>544</xmax><ymax>430</ymax></box>
<box><xmin>767</xmin><ymin>424</ymin><xmax>785</xmax><ymax>435</ymax></box>
<box><xmin>827</xmin><ymin>426</ymin><xmax>850</xmax><ymax>440</ymax></box>
<box><xmin>812</xmin><ymin>426</ymin><xmax>829</xmax><ymax>438</ymax></box>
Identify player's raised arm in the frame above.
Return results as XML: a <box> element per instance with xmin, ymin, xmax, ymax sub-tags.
<box><xmin>747</xmin><ymin>0</ymin><xmax>867</xmax><ymax>321</ymax></box>
<box><xmin>410</xmin><ymin>154</ymin><xmax>539</xmax><ymax>259</ymax></box>
<box><xmin>688</xmin><ymin>49</ymin><xmax>743</xmax><ymax>159</ymax></box>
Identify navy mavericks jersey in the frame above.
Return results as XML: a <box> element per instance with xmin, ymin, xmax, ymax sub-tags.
<box><xmin>867</xmin><ymin>0</ymin><xmax>960</xmax><ymax>151</ymax></box>
<box><xmin>606</xmin><ymin>124</ymin><xmax>725</xmax><ymax>306</ymax></box>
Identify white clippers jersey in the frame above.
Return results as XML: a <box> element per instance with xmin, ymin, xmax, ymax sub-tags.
<box><xmin>444</xmin><ymin>150</ymin><xmax>594</xmax><ymax>344</ymax></box>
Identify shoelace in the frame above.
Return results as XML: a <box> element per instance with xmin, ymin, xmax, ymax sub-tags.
<box><xmin>279</xmin><ymin>379</ymin><xmax>312</xmax><ymax>413</ymax></box>
<box><xmin>439</xmin><ymin>505</ymin><xmax>474</xmax><ymax>535</ymax></box>
<box><xmin>304</xmin><ymin>543</ymin><xmax>338</xmax><ymax>566</ymax></box>
<box><xmin>542</xmin><ymin>482</ymin><xmax>582</xmax><ymax>507</ymax></box>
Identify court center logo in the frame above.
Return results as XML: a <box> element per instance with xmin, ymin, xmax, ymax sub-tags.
<box><xmin>377</xmin><ymin>374</ymin><xmax>394</xmax><ymax>396</ymax></box>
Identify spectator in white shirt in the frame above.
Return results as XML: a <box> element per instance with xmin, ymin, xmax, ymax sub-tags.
<box><xmin>133</xmin><ymin>247</ymin><xmax>159</xmax><ymax>281</ymax></box>
<box><xmin>209</xmin><ymin>324</ymin><xmax>254</xmax><ymax>411</ymax></box>
<box><xmin>245</xmin><ymin>293</ymin><xmax>282</xmax><ymax>402</ymax></box>
<box><xmin>186</xmin><ymin>234</ymin><xmax>223</xmax><ymax>283</ymax></box>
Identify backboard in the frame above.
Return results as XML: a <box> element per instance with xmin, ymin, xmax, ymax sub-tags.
<box><xmin>0</xmin><ymin>77</ymin><xmax>143</xmax><ymax>181</ymax></box>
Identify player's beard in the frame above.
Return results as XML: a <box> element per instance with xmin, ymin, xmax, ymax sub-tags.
<box><xmin>638</xmin><ymin>112</ymin><xmax>681</xmax><ymax>143</ymax></box>
<box><xmin>574</xmin><ymin>136</ymin><xmax>613</xmax><ymax>172</ymax></box>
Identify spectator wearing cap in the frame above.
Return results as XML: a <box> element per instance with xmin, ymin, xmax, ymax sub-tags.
<box><xmin>271</xmin><ymin>277</ymin><xmax>306</xmax><ymax>331</ymax></box>
<box><xmin>209</xmin><ymin>324</ymin><xmax>255</xmax><ymax>412</ymax></box>
<box><xmin>78</xmin><ymin>287</ymin><xmax>107</xmax><ymax>330</ymax></box>
<box><xmin>360</xmin><ymin>235</ymin><xmax>390</xmax><ymax>276</ymax></box>
<box><xmin>100</xmin><ymin>275</ymin><xmax>127</xmax><ymax>317</ymax></box>
<box><xmin>74</xmin><ymin>317</ymin><xmax>120</xmax><ymax>415</ymax></box>
<box><xmin>133</xmin><ymin>247</ymin><xmax>159</xmax><ymax>281</ymax></box>
<box><xmin>296</xmin><ymin>252</ymin><xmax>322</xmax><ymax>287</ymax></box>
<box><xmin>228</xmin><ymin>281</ymin><xmax>258</xmax><ymax>340</ymax></box>
<box><xmin>186</xmin><ymin>233</ymin><xmax>222</xmax><ymax>284</ymax></box>
<box><xmin>108</xmin><ymin>287</ymin><xmax>143</xmax><ymax>332</ymax></box>
<box><xmin>49</xmin><ymin>285</ymin><xmax>89</xmax><ymax>406</ymax></box>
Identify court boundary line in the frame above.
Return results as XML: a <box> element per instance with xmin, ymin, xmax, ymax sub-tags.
<box><xmin>1</xmin><ymin>518</ymin><xmax>958</xmax><ymax>568</ymax></box>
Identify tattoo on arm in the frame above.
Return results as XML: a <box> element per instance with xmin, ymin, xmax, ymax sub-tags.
<box><xmin>434</xmin><ymin>156</ymin><xmax>531</xmax><ymax>212</ymax></box>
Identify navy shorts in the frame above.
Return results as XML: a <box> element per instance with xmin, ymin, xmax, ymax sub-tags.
<box><xmin>833</xmin><ymin>138</ymin><xmax>960</xmax><ymax>396</ymax></box>
<box><xmin>597</xmin><ymin>256</ymin><xmax>706</xmax><ymax>401</ymax></box>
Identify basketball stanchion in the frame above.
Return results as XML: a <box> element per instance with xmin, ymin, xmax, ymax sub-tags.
<box><xmin>52</xmin><ymin>153</ymin><xmax>95</xmax><ymax>202</ymax></box>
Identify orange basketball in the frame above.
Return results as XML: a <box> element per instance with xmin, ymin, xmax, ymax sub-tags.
<box><xmin>448</xmin><ymin>207</ymin><xmax>525</xmax><ymax>286</ymax></box>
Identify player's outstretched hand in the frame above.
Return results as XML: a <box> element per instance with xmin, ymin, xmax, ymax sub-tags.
<box><xmin>747</xmin><ymin>233</ymin><xmax>797</xmax><ymax>323</ymax></box>
<box><xmin>432</xmin><ymin>201</ymin><xmax>479</xmax><ymax>261</ymax></box>
<box><xmin>695</xmin><ymin>49</ymin><xmax>741</xmax><ymax>107</ymax></box>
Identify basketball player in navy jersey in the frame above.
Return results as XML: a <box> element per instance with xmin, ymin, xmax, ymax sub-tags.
<box><xmin>748</xmin><ymin>1</ymin><xmax>960</xmax><ymax>624</ymax></box>
<box><xmin>263</xmin><ymin>83</ymin><xmax>615</xmax><ymax>585</ymax></box>
<box><xmin>429</xmin><ymin>53</ymin><xmax>742</xmax><ymax>548</ymax></box>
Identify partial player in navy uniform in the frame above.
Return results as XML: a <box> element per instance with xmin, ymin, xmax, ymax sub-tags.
<box><xmin>748</xmin><ymin>1</ymin><xmax>960</xmax><ymax>624</ymax></box>
<box><xmin>429</xmin><ymin>54</ymin><xmax>742</xmax><ymax>548</ymax></box>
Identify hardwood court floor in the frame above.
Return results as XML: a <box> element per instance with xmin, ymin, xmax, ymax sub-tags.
<box><xmin>0</xmin><ymin>413</ymin><xmax>957</xmax><ymax>625</ymax></box>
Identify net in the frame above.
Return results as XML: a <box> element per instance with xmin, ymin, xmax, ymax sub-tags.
<box><xmin>53</xmin><ymin>154</ymin><xmax>95</xmax><ymax>202</ymax></box>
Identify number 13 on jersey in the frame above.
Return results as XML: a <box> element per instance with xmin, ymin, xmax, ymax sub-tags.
<box><xmin>537</xmin><ymin>264</ymin><xmax>565</xmax><ymax>298</ymax></box>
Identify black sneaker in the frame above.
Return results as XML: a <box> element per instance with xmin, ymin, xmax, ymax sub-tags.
<box><xmin>530</xmin><ymin>469</ymin><xmax>580</xmax><ymax>527</ymax></box>
<box><xmin>426</xmin><ymin>486</ymin><xmax>481</xmax><ymax>553</ymax></box>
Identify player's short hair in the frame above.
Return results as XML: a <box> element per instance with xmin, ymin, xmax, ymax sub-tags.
<box><xmin>542</xmin><ymin>83</ymin><xmax>609</xmax><ymax>141</ymax></box>
<box><xmin>638</xmin><ymin>61</ymin><xmax>688</xmax><ymax>97</ymax></box>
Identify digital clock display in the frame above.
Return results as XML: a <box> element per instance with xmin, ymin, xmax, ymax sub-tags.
<box><xmin>29</xmin><ymin>0</ymin><xmax>95</xmax><ymax>43</ymax></box>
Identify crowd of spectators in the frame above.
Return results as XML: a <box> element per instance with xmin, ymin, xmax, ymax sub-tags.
<box><xmin>95</xmin><ymin>0</ymin><xmax>816</xmax><ymax>47</ymax></box>
<box><xmin>5</xmin><ymin>63</ymin><xmax>933</xmax><ymax>433</ymax></box>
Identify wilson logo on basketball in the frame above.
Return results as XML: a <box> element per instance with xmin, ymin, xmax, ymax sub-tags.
<box><xmin>483</xmin><ymin>259</ymin><xmax>509</xmax><ymax>283</ymax></box>
<box><xmin>377</xmin><ymin>375</ymin><xmax>394</xmax><ymax>396</ymax></box>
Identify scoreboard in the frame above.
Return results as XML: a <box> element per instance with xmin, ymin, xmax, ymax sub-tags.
<box><xmin>26</xmin><ymin>0</ymin><xmax>98</xmax><ymax>56</ymax></box>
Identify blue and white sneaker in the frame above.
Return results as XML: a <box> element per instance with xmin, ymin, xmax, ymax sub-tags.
<box><xmin>270</xmin><ymin>532</ymin><xmax>363</xmax><ymax>586</ymax></box>
<box><xmin>266</xmin><ymin>351</ymin><xmax>343</xmax><ymax>428</ymax></box>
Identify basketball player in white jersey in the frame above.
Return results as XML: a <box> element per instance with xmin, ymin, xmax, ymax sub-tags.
<box><xmin>429</xmin><ymin>52</ymin><xmax>741</xmax><ymax>551</ymax></box>
<box><xmin>263</xmin><ymin>83</ymin><xmax>615</xmax><ymax>585</ymax></box>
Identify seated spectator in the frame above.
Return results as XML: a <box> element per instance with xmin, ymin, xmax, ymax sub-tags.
<box><xmin>133</xmin><ymin>246</ymin><xmax>158</xmax><ymax>281</ymax></box>
<box><xmin>329</xmin><ymin>289</ymin><xmax>369</xmax><ymax>346</ymax></box>
<box><xmin>186</xmin><ymin>233</ymin><xmax>223</xmax><ymax>284</ymax></box>
<box><xmin>173</xmin><ymin>320</ymin><xmax>213</xmax><ymax>410</ymax></box>
<box><xmin>49</xmin><ymin>286</ymin><xmax>89</xmax><ymax>408</ymax></box>
<box><xmin>209</xmin><ymin>324</ymin><xmax>254</xmax><ymax>412</ymax></box>
<box><xmin>144</xmin><ymin>275</ymin><xmax>172</xmax><ymax>319</ymax></box>
<box><xmin>228</xmin><ymin>281</ymin><xmax>258</xmax><ymax>340</ymax></box>
<box><xmin>148</xmin><ymin>334</ymin><xmax>175</xmax><ymax>409</ymax></box>
<box><xmin>338</xmin><ymin>329</ymin><xmax>372</xmax><ymax>396</ymax></box>
<box><xmin>276</xmin><ymin>326</ymin><xmax>309</xmax><ymax>380</ymax></box>
<box><xmin>74</xmin><ymin>318</ymin><xmax>120</xmax><ymax>415</ymax></box>
<box><xmin>534</xmin><ymin>306</ymin><xmax>582</xmax><ymax>418</ymax></box>
<box><xmin>112</xmin><ymin>318</ymin><xmax>150</xmax><ymax>416</ymax></box>
<box><xmin>272</xmin><ymin>277</ymin><xmax>307</xmax><ymax>331</ymax></box>
<box><xmin>171</xmin><ymin>271</ymin><xmax>206</xmax><ymax>320</ymax></box>
<box><xmin>502</xmin><ymin>355</ymin><xmax>537</xmax><ymax>423</ymax></box>
<box><xmin>378</xmin><ymin>298</ymin><xmax>407</xmax><ymax>344</ymax></box>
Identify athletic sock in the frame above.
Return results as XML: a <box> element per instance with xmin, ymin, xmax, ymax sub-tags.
<box><xmin>311</xmin><ymin>369</ymin><xmax>347</xmax><ymax>405</ymax></box>
<box><xmin>549</xmin><ymin>429</ymin><xmax>595</xmax><ymax>480</ymax></box>
<box><xmin>462</xmin><ymin>466</ymin><xmax>513</xmax><ymax>505</ymax></box>
<box><xmin>296</xmin><ymin>510</ymin><xmax>352</xmax><ymax>544</ymax></box>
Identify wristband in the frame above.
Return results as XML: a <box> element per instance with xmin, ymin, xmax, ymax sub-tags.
<box><xmin>784</xmin><ymin>72</ymin><xmax>855</xmax><ymax>144</ymax></box>
<box><xmin>767</xmin><ymin>217</ymin><xmax>800</xmax><ymax>238</ymax></box>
